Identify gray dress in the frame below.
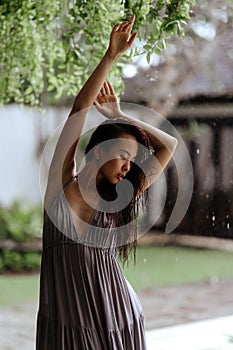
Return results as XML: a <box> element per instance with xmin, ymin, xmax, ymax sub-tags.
<box><xmin>36</xmin><ymin>178</ymin><xmax>147</xmax><ymax>349</ymax></box>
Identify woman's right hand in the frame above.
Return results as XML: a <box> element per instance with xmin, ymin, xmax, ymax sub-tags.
<box><xmin>94</xmin><ymin>81</ymin><xmax>122</xmax><ymax>119</ymax></box>
<box><xmin>107</xmin><ymin>14</ymin><xmax>137</xmax><ymax>59</ymax></box>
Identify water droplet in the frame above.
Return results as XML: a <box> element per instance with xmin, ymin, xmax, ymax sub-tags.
<box><xmin>196</xmin><ymin>149</ymin><xmax>200</xmax><ymax>154</ymax></box>
<box><xmin>212</xmin><ymin>215</ymin><xmax>215</xmax><ymax>221</ymax></box>
<box><xmin>143</xmin><ymin>258</ymin><xmax>147</xmax><ymax>263</ymax></box>
<box><xmin>175</xmin><ymin>257</ymin><xmax>182</xmax><ymax>262</ymax></box>
<box><xmin>226</xmin><ymin>222</ymin><xmax>230</xmax><ymax>229</ymax></box>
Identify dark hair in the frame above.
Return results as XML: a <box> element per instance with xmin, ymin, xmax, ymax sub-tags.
<box><xmin>85</xmin><ymin>119</ymin><xmax>153</xmax><ymax>264</ymax></box>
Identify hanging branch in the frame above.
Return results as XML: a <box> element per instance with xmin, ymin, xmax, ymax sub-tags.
<box><xmin>0</xmin><ymin>0</ymin><xmax>196</xmax><ymax>108</ymax></box>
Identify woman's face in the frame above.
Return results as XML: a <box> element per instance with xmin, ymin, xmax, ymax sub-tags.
<box><xmin>96</xmin><ymin>134</ymin><xmax>138</xmax><ymax>184</ymax></box>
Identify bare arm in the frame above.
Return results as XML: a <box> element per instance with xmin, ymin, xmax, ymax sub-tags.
<box><xmin>118</xmin><ymin>110</ymin><xmax>178</xmax><ymax>189</ymax></box>
<box><xmin>94</xmin><ymin>81</ymin><xmax>178</xmax><ymax>191</ymax></box>
<box><xmin>45</xmin><ymin>16</ymin><xmax>137</xmax><ymax>204</ymax></box>
<box><xmin>69</xmin><ymin>15</ymin><xmax>137</xmax><ymax>114</ymax></box>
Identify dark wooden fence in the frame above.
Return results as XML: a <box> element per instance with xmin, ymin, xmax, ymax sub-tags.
<box><xmin>154</xmin><ymin>95</ymin><xmax>233</xmax><ymax>239</ymax></box>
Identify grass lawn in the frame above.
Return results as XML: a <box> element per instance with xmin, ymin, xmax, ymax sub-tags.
<box><xmin>1</xmin><ymin>245</ymin><xmax>233</xmax><ymax>307</ymax></box>
<box><xmin>0</xmin><ymin>273</ymin><xmax>39</xmax><ymax>307</ymax></box>
<box><xmin>121</xmin><ymin>245</ymin><xmax>233</xmax><ymax>289</ymax></box>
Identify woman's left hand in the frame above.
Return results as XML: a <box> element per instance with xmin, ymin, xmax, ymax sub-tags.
<box><xmin>94</xmin><ymin>81</ymin><xmax>122</xmax><ymax>119</ymax></box>
<box><xmin>107</xmin><ymin>14</ymin><xmax>137</xmax><ymax>59</ymax></box>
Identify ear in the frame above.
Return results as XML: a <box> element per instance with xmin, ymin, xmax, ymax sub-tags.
<box><xmin>94</xmin><ymin>144</ymin><xmax>101</xmax><ymax>160</ymax></box>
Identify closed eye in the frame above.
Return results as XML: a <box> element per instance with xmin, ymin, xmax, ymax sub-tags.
<box><xmin>120</xmin><ymin>155</ymin><xmax>136</xmax><ymax>164</ymax></box>
<box><xmin>120</xmin><ymin>155</ymin><xmax>128</xmax><ymax>161</ymax></box>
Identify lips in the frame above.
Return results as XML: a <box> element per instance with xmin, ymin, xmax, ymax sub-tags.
<box><xmin>117</xmin><ymin>173</ymin><xmax>126</xmax><ymax>181</ymax></box>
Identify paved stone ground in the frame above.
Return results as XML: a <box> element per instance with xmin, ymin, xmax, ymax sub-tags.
<box><xmin>146</xmin><ymin>315</ymin><xmax>233</xmax><ymax>350</ymax></box>
<box><xmin>0</xmin><ymin>277</ymin><xmax>233</xmax><ymax>349</ymax></box>
<box><xmin>138</xmin><ymin>277</ymin><xmax>233</xmax><ymax>330</ymax></box>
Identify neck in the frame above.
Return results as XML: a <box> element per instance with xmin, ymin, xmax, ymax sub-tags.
<box><xmin>77</xmin><ymin>160</ymin><xmax>103</xmax><ymax>197</ymax></box>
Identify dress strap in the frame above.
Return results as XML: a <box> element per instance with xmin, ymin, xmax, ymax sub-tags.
<box><xmin>63</xmin><ymin>174</ymin><xmax>78</xmax><ymax>192</ymax></box>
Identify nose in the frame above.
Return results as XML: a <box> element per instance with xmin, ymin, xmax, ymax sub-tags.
<box><xmin>122</xmin><ymin>160</ymin><xmax>131</xmax><ymax>172</ymax></box>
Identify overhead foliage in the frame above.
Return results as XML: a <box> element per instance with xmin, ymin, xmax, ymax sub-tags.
<box><xmin>0</xmin><ymin>0</ymin><xmax>196</xmax><ymax>107</ymax></box>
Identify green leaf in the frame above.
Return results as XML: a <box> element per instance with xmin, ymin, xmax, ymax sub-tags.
<box><xmin>146</xmin><ymin>51</ymin><xmax>151</xmax><ymax>64</ymax></box>
<box><xmin>154</xmin><ymin>47</ymin><xmax>162</xmax><ymax>56</ymax></box>
<box><xmin>162</xmin><ymin>37</ymin><xmax>167</xmax><ymax>50</ymax></box>
<box><xmin>143</xmin><ymin>44</ymin><xmax>152</xmax><ymax>51</ymax></box>
<box><xmin>24</xmin><ymin>86</ymin><xmax>33</xmax><ymax>95</ymax></box>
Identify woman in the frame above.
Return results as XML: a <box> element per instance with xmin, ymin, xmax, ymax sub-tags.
<box><xmin>36</xmin><ymin>15</ymin><xmax>177</xmax><ymax>349</ymax></box>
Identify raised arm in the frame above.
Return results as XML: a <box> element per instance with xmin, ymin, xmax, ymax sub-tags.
<box><xmin>94</xmin><ymin>81</ymin><xmax>178</xmax><ymax>191</ymax></box>
<box><xmin>69</xmin><ymin>15</ymin><xmax>137</xmax><ymax>115</ymax></box>
<box><xmin>45</xmin><ymin>16</ymin><xmax>137</xmax><ymax>205</ymax></box>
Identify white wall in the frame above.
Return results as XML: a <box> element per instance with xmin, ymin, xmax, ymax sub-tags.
<box><xmin>0</xmin><ymin>105</ymin><xmax>68</xmax><ymax>206</ymax></box>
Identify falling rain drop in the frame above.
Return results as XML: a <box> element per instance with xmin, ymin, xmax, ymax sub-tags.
<box><xmin>175</xmin><ymin>257</ymin><xmax>180</xmax><ymax>262</ymax></box>
<box><xmin>212</xmin><ymin>212</ymin><xmax>216</xmax><ymax>227</ymax></box>
<box><xmin>196</xmin><ymin>149</ymin><xmax>200</xmax><ymax>154</ymax></box>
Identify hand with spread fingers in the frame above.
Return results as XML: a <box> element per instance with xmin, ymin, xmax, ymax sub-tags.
<box><xmin>94</xmin><ymin>81</ymin><xmax>121</xmax><ymax>119</ymax></box>
<box><xmin>107</xmin><ymin>14</ymin><xmax>137</xmax><ymax>59</ymax></box>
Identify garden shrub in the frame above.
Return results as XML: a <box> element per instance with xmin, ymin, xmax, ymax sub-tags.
<box><xmin>0</xmin><ymin>201</ymin><xmax>42</xmax><ymax>242</ymax></box>
<box><xmin>24</xmin><ymin>252</ymin><xmax>41</xmax><ymax>271</ymax></box>
<box><xmin>0</xmin><ymin>201</ymin><xmax>42</xmax><ymax>272</ymax></box>
<box><xmin>2</xmin><ymin>250</ymin><xmax>24</xmax><ymax>271</ymax></box>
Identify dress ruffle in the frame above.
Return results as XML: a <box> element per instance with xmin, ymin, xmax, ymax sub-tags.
<box><xmin>37</xmin><ymin>312</ymin><xmax>146</xmax><ymax>350</ymax></box>
<box><xmin>36</xmin><ymin>191</ymin><xmax>147</xmax><ymax>349</ymax></box>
